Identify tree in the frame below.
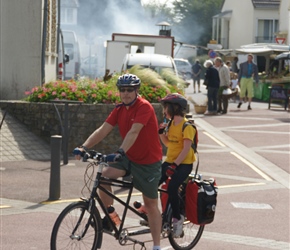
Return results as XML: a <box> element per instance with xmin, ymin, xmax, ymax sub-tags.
<box><xmin>173</xmin><ymin>0</ymin><xmax>223</xmax><ymax>45</ymax></box>
<box><xmin>143</xmin><ymin>0</ymin><xmax>223</xmax><ymax>46</ymax></box>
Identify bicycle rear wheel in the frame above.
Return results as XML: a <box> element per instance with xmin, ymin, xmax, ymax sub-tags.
<box><xmin>168</xmin><ymin>187</ymin><xmax>204</xmax><ymax>250</ymax></box>
<box><xmin>168</xmin><ymin>216</ymin><xmax>204</xmax><ymax>250</ymax></box>
<box><xmin>51</xmin><ymin>201</ymin><xmax>102</xmax><ymax>250</ymax></box>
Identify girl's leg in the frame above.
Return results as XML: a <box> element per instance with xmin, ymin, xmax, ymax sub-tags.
<box><xmin>159</xmin><ymin>162</ymin><xmax>170</xmax><ymax>186</ymax></box>
<box><xmin>167</xmin><ymin>164</ymin><xmax>192</xmax><ymax>219</ymax></box>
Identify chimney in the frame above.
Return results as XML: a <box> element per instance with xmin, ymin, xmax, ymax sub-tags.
<box><xmin>156</xmin><ymin>21</ymin><xmax>171</xmax><ymax>37</ymax></box>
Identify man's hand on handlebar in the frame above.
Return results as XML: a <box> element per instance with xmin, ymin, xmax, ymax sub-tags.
<box><xmin>73</xmin><ymin>145</ymin><xmax>88</xmax><ymax>160</ymax></box>
<box><xmin>106</xmin><ymin>148</ymin><xmax>125</xmax><ymax>162</ymax></box>
<box><xmin>106</xmin><ymin>153</ymin><xmax>122</xmax><ymax>162</ymax></box>
<box><xmin>73</xmin><ymin>146</ymin><xmax>125</xmax><ymax>163</ymax></box>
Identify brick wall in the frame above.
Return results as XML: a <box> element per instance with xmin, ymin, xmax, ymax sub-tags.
<box><xmin>0</xmin><ymin>101</ymin><xmax>164</xmax><ymax>154</ymax></box>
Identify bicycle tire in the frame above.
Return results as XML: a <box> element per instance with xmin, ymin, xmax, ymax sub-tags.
<box><xmin>51</xmin><ymin>201</ymin><xmax>103</xmax><ymax>250</ymax></box>
<box><xmin>168</xmin><ymin>186</ymin><xmax>204</xmax><ymax>250</ymax></box>
<box><xmin>168</xmin><ymin>208</ymin><xmax>204</xmax><ymax>250</ymax></box>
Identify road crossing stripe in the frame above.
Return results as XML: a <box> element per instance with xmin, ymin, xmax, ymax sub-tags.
<box><xmin>218</xmin><ymin>182</ymin><xmax>265</xmax><ymax>188</ymax></box>
<box><xmin>230</xmin><ymin>151</ymin><xmax>272</xmax><ymax>181</ymax></box>
<box><xmin>0</xmin><ymin>205</ymin><xmax>11</xmax><ymax>209</ymax></box>
<box><xmin>203</xmin><ymin>131</ymin><xmax>226</xmax><ymax>147</ymax></box>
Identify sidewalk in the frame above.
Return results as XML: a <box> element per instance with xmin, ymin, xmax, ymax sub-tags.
<box><xmin>0</xmin><ymin>110</ymin><xmax>51</xmax><ymax>162</ymax></box>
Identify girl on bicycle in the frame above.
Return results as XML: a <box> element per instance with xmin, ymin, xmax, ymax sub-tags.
<box><xmin>158</xmin><ymin>93</ymin><xmax>197</xmax><ymax>238</ymax></box>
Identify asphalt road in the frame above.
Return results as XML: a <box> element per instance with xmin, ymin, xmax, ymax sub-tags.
<box><xmin>1</xmin><ymin>83</ymin><xmax>290</xmax><ymax>250</ymax></box>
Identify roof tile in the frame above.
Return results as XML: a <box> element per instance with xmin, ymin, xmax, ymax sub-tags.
<box><xmin>252</xmin><ymin>0</ymin><xmax>280</xmax><ymax>8</ymax></box>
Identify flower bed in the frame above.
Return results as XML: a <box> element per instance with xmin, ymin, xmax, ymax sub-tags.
<box><xmin>24</xmin><ymin>66</ymin><xmax>186</xmax><ymax>104</ymax></box>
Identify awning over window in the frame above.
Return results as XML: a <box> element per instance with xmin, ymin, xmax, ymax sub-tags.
<box><xmin>235</xmin><ymin>43</ymin><xmax>289</xmax><ymax>56</ymax></box>
<box><xmin>213</xmin><ymin>10</ymin><xmax>232</xmax><ymax>19</ymax></box>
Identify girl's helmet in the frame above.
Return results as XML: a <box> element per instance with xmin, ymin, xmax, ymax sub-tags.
<box><xmin>116</xmin><ymin>74</ymin><xmax>141</xmax><ymax>89</ymax></box>
<box><xmin>160</xmin><ymin>93</ymin><xmax>187</xmax><ymax>110</ymax></box>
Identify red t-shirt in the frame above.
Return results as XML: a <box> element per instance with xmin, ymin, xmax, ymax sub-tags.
<box><xmin>106</xmin><ymin>97</ymin><xmax>162</xmax><ymax>164</ymax></box>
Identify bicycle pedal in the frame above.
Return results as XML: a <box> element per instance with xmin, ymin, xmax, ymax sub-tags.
<box><xmin>139</xmin><ymin>219</ymin><xmax>149</xmax><ymax>226</ymax></box>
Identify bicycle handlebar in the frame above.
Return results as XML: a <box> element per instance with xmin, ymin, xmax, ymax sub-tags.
<box><xmin>73</xmin><ymin>148</ymin><xmax>122</xmax><ymax>164</ymax></box>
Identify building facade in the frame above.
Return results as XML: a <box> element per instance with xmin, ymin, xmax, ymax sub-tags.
<box><xmin>0</xmin><ymin>0</ymin><xmax>60</xmax><ymax>100</ymax></box>
<box><xmin>212</xmin><ymin>0</ymin><xmax>288</xmax><ymax>50</ymax></box>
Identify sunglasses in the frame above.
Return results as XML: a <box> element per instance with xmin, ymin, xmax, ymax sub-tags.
<box><xmin>119</xmin><ymin>88</ymin><xmax>135</xmax><ymax>93</ymax></box>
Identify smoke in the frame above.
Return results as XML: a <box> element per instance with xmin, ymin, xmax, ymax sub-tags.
<box><xmin>61</xmin><ymin>0</ymin><xmax>204</xmax><ymax>76</ymax></box>
<box><xmin>61</xmin><ymin>0</ymin><xmax>164</xmax><ymax>76</ymax></box>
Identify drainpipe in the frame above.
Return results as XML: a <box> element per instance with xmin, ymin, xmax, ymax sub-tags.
<box><xmin>56</xmin><ymin>0</ymin><xmax>61</xmax><ymax>77</ymax></box>
<box><xmin>41</xmin><ymin>0</ymin><xmax>48</xmax><ymax>85</ymax></box>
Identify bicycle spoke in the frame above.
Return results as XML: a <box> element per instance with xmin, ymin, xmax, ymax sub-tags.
<box><xmin>169</xmin><ymin>217</ymin><xmax>204</xmax><ymax>250</ymax></box>
<box><xmin>51</xmin><ymin>201</ymin><xmax>102</xmax><ymax>250</ymax></box>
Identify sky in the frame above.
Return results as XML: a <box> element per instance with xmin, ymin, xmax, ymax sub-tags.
<box><xmin>141</xmin><ymin>0</ymin><xmax>173</xmax><ymax>6</ymax></box>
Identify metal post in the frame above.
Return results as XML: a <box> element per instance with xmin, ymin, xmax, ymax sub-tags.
<box><xmin>49</xmin><ymin>135</ymin><xmax>62</xmax><ymax>200</ymax></box>
<box><xmin>51</xmin><ymin>100</ymin><xmax>83</xmax><ymax>165</ymax></box>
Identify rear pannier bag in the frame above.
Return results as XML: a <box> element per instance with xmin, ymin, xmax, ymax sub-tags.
<box><xmin>185</xmin><ymin>178</ymin><xmax>218</xmax><ymax>225</ymax></box>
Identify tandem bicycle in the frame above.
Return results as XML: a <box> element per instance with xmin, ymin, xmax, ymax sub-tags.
<box><xmin>50</xmin><ymin>150</ymin><xmax>204</xmax><ymax>250</ymax></box>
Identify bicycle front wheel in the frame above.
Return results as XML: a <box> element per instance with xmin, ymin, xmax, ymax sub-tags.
<box><xmin>168</xmin><ymin>212</ymin><xmax>204</xmax><ymax>250</ymax></box>
<box><xmin>51</xmin><ymin>201</ymin><xmax>102</xmax><ymax>250</ymax></box>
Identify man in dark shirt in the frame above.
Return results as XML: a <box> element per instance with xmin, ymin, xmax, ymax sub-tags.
<box><xmin>237</xmin><ymin>54</ymin><xmax>259</xmax><ymax>110</ymax></box>
<box><xmin>192</xmin><ymin>59</ymin><xmax>202</xmax><ymax>93</ymax></box>
<box><xmin>204</xmin><ymin>60</ymin><xmax>220</xmax><ymax>115</ymax></box>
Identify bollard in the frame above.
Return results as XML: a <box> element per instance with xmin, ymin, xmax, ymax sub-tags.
<box><xmin>49</xmin><ymin>135</ymin><xmax>62</xmax><ymax>200</ymax></box>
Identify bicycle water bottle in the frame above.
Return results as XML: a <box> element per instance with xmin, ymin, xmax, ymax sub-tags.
<box><xmin>107</xmin><ymin>206</ymin><xmax>121</xmax><ymax>225</ymax></box>
<box><xmin>133</xmin><ymin>201</ymin><xmax>147</xmax><ymax>214</ymax></box>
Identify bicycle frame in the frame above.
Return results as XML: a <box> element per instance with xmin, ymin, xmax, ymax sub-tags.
<box><xmin>88</xmin><ymin>162</ymin><xmax>154</xmax><ymax>244</ymax></box>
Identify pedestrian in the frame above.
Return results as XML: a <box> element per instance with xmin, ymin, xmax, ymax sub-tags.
<box><xmin>226</xmin><ymin>61</ymin><xmax>232</xmax><ymax>71</ymax></box>
<box><xmin>192</xmin><ymin>59</ymin><xmax>202</xmax><ymax>93</ymax></box>
<box><xmin>203</xmin><ymin>60</ymin><xmax>220</xmax><ymax>115</ymax></box>
<box><xmin>230</xmin><ymin>73</ymin><xmax>239</xmax><ymax>103</ymax></box>
<box><xmin>158</xmin><ymin>93</ymin><xmax>196</xmax><ymax>238</ymax></box>
<box><xmin>237</xmin><ymin>54</ymin><xmax>259</xmax><ymax>110</ymax></box>
<box><xmin>231</xmin><ymin>56</ymin><xmax>239</xmax><ymax>73</ymax></box>
<box><xmin>74</xmin><ymin>74</ymin><xmax>163</xmax><ymax>250</ymax></box>
<box><xmin>214</xmin><ymin>57</ymin><xmax>231</xmax><ymax>114</ymax></box>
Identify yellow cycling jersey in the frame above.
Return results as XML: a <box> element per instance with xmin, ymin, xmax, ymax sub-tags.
<box><xmin>165</xmin><ymin>118</ymin><xmax>197</xmax><ymax>164</ymax></box>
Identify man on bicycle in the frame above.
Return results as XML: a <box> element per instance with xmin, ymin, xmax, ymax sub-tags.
<box><xmin>75</xmin><ymin>74</ymin><xmax>163</xmax><ymax>250</ymax></box>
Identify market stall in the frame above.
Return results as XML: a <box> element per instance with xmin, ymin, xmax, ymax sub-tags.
<box><xmin>235</xmin><ymin>44</ymin><xmax>290</xmax><ymax>102</ymax></box>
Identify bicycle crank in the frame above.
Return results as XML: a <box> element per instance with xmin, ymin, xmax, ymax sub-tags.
<box><xmin>161</xmin><ymin>222</ymin><xmax>171</xmax><ymax>238</ymax></box>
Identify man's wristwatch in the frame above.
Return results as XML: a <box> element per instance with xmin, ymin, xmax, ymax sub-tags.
<box><xmin>116</xmin><ymin>148</ymin><xmax>125</xmax><ymax>156</ymax></box>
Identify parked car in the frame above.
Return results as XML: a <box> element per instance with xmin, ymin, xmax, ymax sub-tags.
<box><xmin>121</xmin><ymin>53</ymin><xmax>179</xmax><ymax>76</ymax></box>
<box><xmin>174</xmin><ymin>58</ymin><xmax>192</xmax><ymax>80</ymax></box>
<box><xmin>80</xmin><ymin>55</ymin><xmax>98</xmax><ymax>79</ymax></box>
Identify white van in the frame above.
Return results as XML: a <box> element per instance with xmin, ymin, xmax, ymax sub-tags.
<box><xmin>62</xmin><ymin>30</ymin><xmax>81</xmax><ymax>80</ymax></box>
<box><xmin>121</xmin><ymin>53</ymin><xmax>178</xmax><ymax>76</ymax></box>
<box><xmin>57</xmin><ymin>29</ymin><xmax>70</xmax><ymax>80</ymax></box>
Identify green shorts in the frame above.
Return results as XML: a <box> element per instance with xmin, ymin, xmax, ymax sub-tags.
<box><xmin>240</xmin><ymin>78</ymin><xmax>254</xmax><ymax>98</ymax></box>
<box><xmin>110</xmin><ymin>156</ymin><xmax>161</xmax><ymax>199</ymax></box>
